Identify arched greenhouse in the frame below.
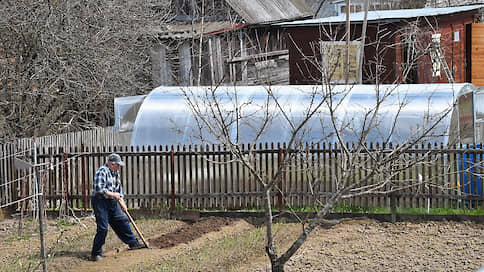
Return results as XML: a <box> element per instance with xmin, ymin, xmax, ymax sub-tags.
<box><xmin>114</xmin><ymin>83</ymin><xmax>483</xmax><ymax>147</ymax></box>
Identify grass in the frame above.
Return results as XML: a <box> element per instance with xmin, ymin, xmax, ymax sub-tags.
<box><xmin>5</xmin><ymin>233</ymin><xmax>36</xmax><ymax>242</ymax></box>
<box><xmin>56</xmin><ymin>219</ymin><xmax>75</xmax><ymax>228</ymax></box>
<box><xmin>138</xmin><ymin>222</ymin><xmax>297</xmax><ymax>272</ymax></box>
<box><xmin>199</xmin><ymin>204</ymin><xmax>484</xmax><ymax>216</ymax></box>
<box><xmin>149</xmin><ymin>228</ymin><xmax>265</xmax><ymax>271</ymax></box>
<box><xmin>333</xmin><ymin>204</ymin><xmax>484</xmax><ymax>215</ymax></box>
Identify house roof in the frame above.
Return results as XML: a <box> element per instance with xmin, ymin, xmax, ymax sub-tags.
<box><xmin>225</xmin><ymin>0</ymin><xmax>314</xmax><ymax>24</ymax></box>
<box><xmin>149</xmin><ymin>21</ymin><xmax>247</xmax><ymax>39</ymax></box>
<box><xmin>277</xmin><ymin>4</ymin><xmax>484</xmax><ymax>26</ymax></box>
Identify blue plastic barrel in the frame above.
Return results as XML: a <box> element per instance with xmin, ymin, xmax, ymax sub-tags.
<box><xmin>458</xmin><ymin>144</ymin><xmax>482</xmax><ymax>196</ymax></box>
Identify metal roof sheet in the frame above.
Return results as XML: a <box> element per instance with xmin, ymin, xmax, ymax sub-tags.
<box><xmin>225</xmin><ymin>0</ymin><xmax>314</xmax><ymax>24</ymax></box>
<box><xmin>278</xmin><ymin>4</ymin><xmax>484</xmax><ymax>26</ymax></box>
<box><xmin>150</xmin><ymin>21</ymin><xmax>247</xmax><ymax>39</ymax></box>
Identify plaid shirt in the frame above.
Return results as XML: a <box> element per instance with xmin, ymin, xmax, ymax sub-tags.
<box><xmin>92</xmin><ymin>164</ymin><xmax>124</xmax><ymax>198</ymax></box>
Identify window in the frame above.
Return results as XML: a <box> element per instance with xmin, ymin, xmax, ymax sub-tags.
<box><xmin>336</xmin><ymin>1</ymin><xmax>394</xmax><ymax>16</ymax></box>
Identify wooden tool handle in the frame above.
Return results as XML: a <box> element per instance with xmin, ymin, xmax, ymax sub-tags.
<box><xmin>119</xmin><ymin>200</ymin><xmax>149</xmax><ymax>248</ymax></box>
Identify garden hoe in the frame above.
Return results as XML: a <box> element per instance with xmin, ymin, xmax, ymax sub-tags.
<box><xmin>119</xmin><ymin>200</ymin><xmax>150</xmax><ymax>249</ymax></box>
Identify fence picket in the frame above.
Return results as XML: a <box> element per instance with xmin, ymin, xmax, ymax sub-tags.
<box><xmin>1</xmin><ymin>138</ymin><xmax>484</xmax><ymax>212</ymax></box>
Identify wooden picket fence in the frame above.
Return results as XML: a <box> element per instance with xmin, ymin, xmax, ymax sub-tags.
<box><xmin>1</xmin><ymin>138</ymin><xmax>483</xmax><ymax>213</ymax></box>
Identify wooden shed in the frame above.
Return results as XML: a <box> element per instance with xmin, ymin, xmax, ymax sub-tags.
<box><xmin>150</xmin><ymin>0</ymin><xmax>319</xmax><ymax>87</ymax></box>
<box><xmin>279</xmin><ymin>5</ymin><xmax>484</xmax><ymax>85</ymax></box>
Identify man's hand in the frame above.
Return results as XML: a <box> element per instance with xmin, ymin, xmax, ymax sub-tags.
<box><xmin>106</xmin><ymin>191</ymin><xmax>121</xmax><ymax>200</ymax></box>
<box><xmin>118</xmin><ymin>198</ymin><xmax>128</xmax><ymax>213</ymax></box>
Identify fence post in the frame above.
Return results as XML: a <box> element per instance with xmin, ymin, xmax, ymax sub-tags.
<box><xmin>278</xmin><ymin>146</ymin><xmax>283</xmax><ymax>217</ymax></box>
<box><xmin>170</xmin><ymin>149</ymin><xmax>175</xmax><ymax>211</ymax></box>
<box><xmin>390</xmin><ymin>142</ymin><xmax>397</xmax><ymax>223</ymax></box>
<box><xmin>390</xmin><ymin>193</ymin><xmax>397</xmax><ymax>223</ymax></box>
<box><xmin>62</xmin><ymin>151</ymin><xmax>69</xmax><ymax>218</ymax></box>
<box><xmin>81</xmin><ymin>143</ymin><xmax>87</xmax><ymax>215</ymax></box>
<box><xmin>33</xmin><ymin>140</ymin><xmax>47</xmax><ymax>272</ymax></box>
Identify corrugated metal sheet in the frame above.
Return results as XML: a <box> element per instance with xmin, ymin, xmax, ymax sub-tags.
<box><xmin>278</xmin><ymin>4</ymin><xmax>484</xmax><ymax>26</ymax></box>
<box><xmin>149</xmin><ymin>21</ymin><xmax>247</xmax><ymax>39</ymax></box>
<box><xmin>426</xmin><ymin>0</ymin><xmax>484</xmax><ymax>8</ymax></box>
<box><xmin>225</xmin><ymin>0</ymin><xmax>314</xmax><ymax>24</ymax></box>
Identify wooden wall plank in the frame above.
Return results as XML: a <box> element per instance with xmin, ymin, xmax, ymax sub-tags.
<box><xmin>472</xmin><ymin>23</ymin><xmax>484</xmax><ymax>86</ymax></box>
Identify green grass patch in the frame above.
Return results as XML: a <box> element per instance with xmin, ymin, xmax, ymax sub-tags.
<box><xmin>395</xmin><ymin>207</ymin><xmax>484</xmax><ymax>215</ymax></box>
<box><xmin>5</xmin><ymin>233</ymin><xmax>36</xmax><ymax>242</ymax></box>
<box><xmin>180</xmin><ymin>203</ymin><xmax>484</xmax><ymax>216</ymax></box>
<box><xmin>332</xmin><ymin>204</ymin><xmax>484</xmax><ymax>215</ymax></box>
<box><xmin>56</xmin><ymin>219</ymin><xmax>74</xmax><ymax>228</ymax></box>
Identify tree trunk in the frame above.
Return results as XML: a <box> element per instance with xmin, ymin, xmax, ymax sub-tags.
<box><xmin>271</xmin><ymin>260</ymin><xmax>285</xmax><ymax>272</ymax></box>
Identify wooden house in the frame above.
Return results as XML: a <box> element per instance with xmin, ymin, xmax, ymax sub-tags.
<box><xmin>150</xmin><ymin>0</ymin><xmax>319</xmax><ymax>87</ymax></box>
<box><xmin>279</xmin><ymin>5</ymin><xmax>484</xmax><ymax>85</ymax></box>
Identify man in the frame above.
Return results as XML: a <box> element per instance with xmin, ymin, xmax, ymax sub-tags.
<box><xmin>90</xmin><ymin>153</ymin><xmax>146</xmax><ymax>261</ymax></box>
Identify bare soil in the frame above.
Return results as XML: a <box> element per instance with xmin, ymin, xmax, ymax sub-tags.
<box><xmin>149</xmin><ymin>217</ymin><xmax>233</xmax><ymax>249</ymax></box>
<box><xmin>252</xmin><ymin>218</ymin><xmax>484</xmax><ymax>272</ymax></box>
<box><xmin>1</xmin><ymin>215</ymin><xmax>483</xmax><ymax>271</ymax></box>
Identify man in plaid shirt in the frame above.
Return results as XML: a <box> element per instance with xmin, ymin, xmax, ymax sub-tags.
<box><xmin>90</xmin><ymin>153</ymin><xmax>146</xmax><ymax>261</ymax></box>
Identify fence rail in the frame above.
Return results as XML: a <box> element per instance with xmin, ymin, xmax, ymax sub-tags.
<box><xmin>1</xmin><ymin>138</ymin><xmax>483</xmax><ymax>213</ymax></box>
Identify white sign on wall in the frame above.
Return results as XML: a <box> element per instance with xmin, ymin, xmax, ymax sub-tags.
<box><xmin>319</xmin><ymin>41</ymin><xmax>362</xmax><ymax>83</ymax></box>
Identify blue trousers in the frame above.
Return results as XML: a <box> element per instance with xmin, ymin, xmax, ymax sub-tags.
<box><xmin>91</xmin><ymin>196</ymin><xmax>138</xmax><ymax>256</ymax></box>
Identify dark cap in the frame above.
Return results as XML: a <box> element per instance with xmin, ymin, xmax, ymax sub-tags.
<box><xmin>107</xmin><ymin>153</ymin><xmax>124</xmax><ymax>166</ymax></box>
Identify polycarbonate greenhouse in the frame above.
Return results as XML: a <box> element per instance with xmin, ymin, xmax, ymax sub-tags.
<box><xmin>114</xmin><ymin>84</ymin><xmax>484</xmax><ymax>147</ymax></box>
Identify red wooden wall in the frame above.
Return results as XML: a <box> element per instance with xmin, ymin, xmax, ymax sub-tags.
<box><xmin>287</xmin><ymin>10</ymin><xmax>480</xmax><ymax>85</ymax></box>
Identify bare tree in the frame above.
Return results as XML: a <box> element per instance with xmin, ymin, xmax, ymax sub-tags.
<box><xmin>0</xmin><ymin>0</ymin><xmax>171</xmax><ymax>141</ymax></box>
<box><xmin>178</xmin><ymin>20</ymin><xmax>457</xmax><ymax>271</ymax></box>
<box><xmin>179</xmin><ymin>83</ymin><xmax>455</xmax><ymax>271</ymax></box>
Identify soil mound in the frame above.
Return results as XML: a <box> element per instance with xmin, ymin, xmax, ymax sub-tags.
<box><xmin>149</xmin><ymin>217</ymin><xmax>234</xmax><ymax>248</ymax></box>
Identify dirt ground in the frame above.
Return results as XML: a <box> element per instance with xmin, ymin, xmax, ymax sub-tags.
<box><xmin>1</xmin><ymin>214</ymin><xmax>483</xmax><ymax>271</ymax></box>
